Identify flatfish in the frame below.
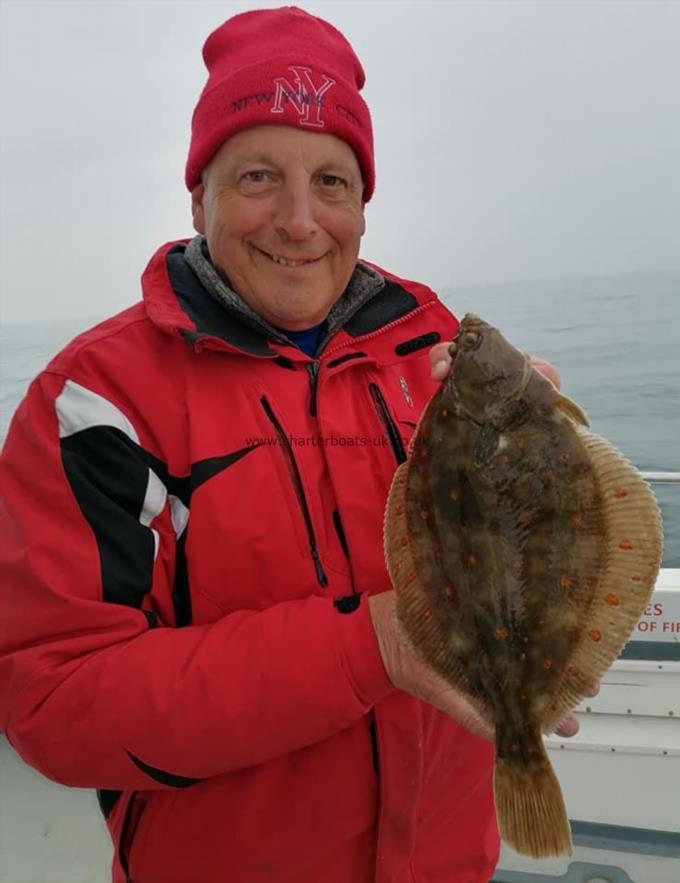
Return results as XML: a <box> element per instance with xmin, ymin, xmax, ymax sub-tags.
<box><xmin>384</xmin><ymin>314</ymin><xmax>663</xmax><ymax>857</ymax></box>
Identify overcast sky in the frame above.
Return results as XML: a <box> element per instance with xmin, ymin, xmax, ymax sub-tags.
<box><xmin>1</xmin><ymin>0</ymin><xmax>678</xmax><ymax>324</ymax></box>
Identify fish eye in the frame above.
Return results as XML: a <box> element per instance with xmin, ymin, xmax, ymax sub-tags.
<box><xmin>463</xmin><ymin>330</ymin><xmax>481</xmax><ymax>349</ymax></box>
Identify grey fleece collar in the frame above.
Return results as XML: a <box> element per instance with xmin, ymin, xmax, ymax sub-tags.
<box><xmin>183</xmin><ymin>235</ymin><xmax>385</xmax><ymax>357</ymax></box>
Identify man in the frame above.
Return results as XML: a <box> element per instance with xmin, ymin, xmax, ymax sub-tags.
<box><xmin>0</xmin><ymin>7</ymin><xmax>576</xmax><ymax>882</ymax></box>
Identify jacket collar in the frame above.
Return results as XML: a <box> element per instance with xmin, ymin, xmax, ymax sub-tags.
<box><xmin>142</xmin><ymin>239</ymin><xmax>428</xmax><ymax>358</ymax></box>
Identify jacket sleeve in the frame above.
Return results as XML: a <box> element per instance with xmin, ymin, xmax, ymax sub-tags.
<box><xmin>0</xmin><ymin>371</ymin><xmax>394</xmax><ymax>791</ymax></box>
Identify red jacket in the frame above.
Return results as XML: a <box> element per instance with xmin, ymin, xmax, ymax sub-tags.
<box><xmin>0</xmin><ymin>241</ymin><xmax>498</xmax><ymax>882</ymax></box>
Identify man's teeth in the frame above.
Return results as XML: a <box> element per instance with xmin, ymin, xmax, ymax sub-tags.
<box><xmin>268</xmin><ymin>253</ymin><xmax>315</xmax><ymax>267</ymax></box>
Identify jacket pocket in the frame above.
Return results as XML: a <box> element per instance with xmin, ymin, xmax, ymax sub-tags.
<box><xmin>260</xmin><ymin>396</ymin><xmax>328</xmax><ymax>587</ymax></box>
<box><xmin>368</xmin><ymin>383</ymin><xmax>407</xmax><ymax>465</ymax></box>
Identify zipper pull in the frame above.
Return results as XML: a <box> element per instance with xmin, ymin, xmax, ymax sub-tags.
<box><xmin>311</xmin><ymin>544</ymin><xmax>328</xmax><ymax>587</ymax></box>
<box><xmin>306</xmin><ymin>362</ymin><xmax>320</xmax><ymax>417</ymax></box>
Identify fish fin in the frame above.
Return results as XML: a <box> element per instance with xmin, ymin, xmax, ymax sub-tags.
<box><xmin>494</xmin><ymin>742</ymin><xmax>572</xmax><ymax>858</ymax></box>
<box><xmin>384</xmin><ymin>458</ymin><xmax>493</xmax><ymax>725</ymax></box>
<box><xmin>541</xmin><ymin>427</ymin><xmax>663</xmax><ymax>733</ymax></box>
<box><xmin>554</xmin><ymin>392</ymin><xmax>590</xmax><ymax>427</ymax></box>
<box><xmin>384</xmin><ymin>460</ymin><xmax>447</xmax><ymax>662</ymax></box>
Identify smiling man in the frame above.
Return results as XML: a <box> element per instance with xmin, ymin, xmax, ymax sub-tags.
<box><xmin>191</xmin><ymin>125</ymin><xmax>366</xmax><ymax>332</ymax></box>
<box><xmin>0</xmin><ymin>7</ymin><xmax>574</xmax><ymax>883</ymax></box>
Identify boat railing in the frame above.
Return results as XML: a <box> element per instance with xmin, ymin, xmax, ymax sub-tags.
<box><xmin>641</xmin><ymin>472</ymin><xmax>680</xmax><ymax>484</ymax></box>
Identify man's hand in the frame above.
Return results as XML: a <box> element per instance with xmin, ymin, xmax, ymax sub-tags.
<box><xmin>553</xmin><ymin>680</ymin><xmax>600</xmax><ymax>737</ymax></box>
<box><xmin>429</xmin><ymin>341</ymin><xmax>562</xmax><ymax>389</ymax></box>
<box><xmin>369</xmin><ymin>590</ymin><xmax>494</xmax><ymax>740</ymax></box>
<box><xmin>370</xmin><ymin>592</ymin><xmax>599</xmax><ymax>741</ymax></box>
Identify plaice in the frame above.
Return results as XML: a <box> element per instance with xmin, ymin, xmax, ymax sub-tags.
<box><xmin>383</xmin><ymin>314</ymin><xmax>663</xmax><ymax>858</ymax></box>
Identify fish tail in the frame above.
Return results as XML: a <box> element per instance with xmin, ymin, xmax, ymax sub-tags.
<box><xmin>493</xmin><ymin>741</ymin><xmax>572</xmax><ymax>858</ymax></box>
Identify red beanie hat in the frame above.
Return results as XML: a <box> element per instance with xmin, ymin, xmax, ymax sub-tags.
<box><xmin>185</xmin><ymin>6</ymin><xmax>375</xmax><ymax>201</ymax></box>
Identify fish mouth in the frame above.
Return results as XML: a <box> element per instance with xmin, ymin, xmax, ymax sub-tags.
<box><xmin>252</xmin><ymin>246</ymin><xmax>326</xmax><ymax>268</ymax></box>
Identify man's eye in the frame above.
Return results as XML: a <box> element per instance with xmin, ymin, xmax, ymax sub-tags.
<box><xmin>243</xmin><ymin>170</ymin><xmax>270</xmax><ymax>183</ymax></box>
<box><xmin>320</xmin><ymin>174</ymin><xmax>345</xmax><ymax>188</ymax></box>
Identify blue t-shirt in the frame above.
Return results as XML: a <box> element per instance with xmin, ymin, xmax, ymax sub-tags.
<box><xmin>278</xmin><ymin>323</ymin><xmax>324</xmax><ymax>357</ymax></box>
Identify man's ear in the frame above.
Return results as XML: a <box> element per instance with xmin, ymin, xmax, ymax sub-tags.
<box><xmin>191</xmin><ymin>183</ymin><xmax>206</xmax><ymax>234</ymax></box>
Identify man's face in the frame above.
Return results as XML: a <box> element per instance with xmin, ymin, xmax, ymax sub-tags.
<box><xmin>191</xmin><ymin>125</ymin><xmax>366</xmax><ymax>331</ymax></box>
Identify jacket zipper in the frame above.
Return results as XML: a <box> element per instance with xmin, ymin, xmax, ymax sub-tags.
<box><xmin>369</xmin><ymin>714</ymin><xmax>380</xmax><ymax>774</ymax></box>
<box><xmin>260</xmin><ymin>396</ymin><xmax>328</xmax><ymax>587</ymax></box>
<box><xmin>369</xmin><ymin>383</ymin><xmax>407</xmax><ymax>465</ymax></box>
<box><xmin>305</xmin><ymin>361</ymin><xmax>320</xmax><ymax>417</ymax></box>
<box><xmin>118</xmin><ymin>792</ymin><xmax>145</xmax><ymax>882</ymax></box>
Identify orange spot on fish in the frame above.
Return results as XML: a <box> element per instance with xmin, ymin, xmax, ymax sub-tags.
<box><xmin>443</xmin><ymin>585</ymin><xmax>454</xmax><ymax>598</ymax></box>
<box><xmin>441</xmin><ymin>408</ymin><xmax>448</xmax><ymax>418</ymax></box>
<box><xmin>560</xmin><ymin>575</ymin><xmax>574</xmax><ymax>590</ymax></box>
<box><xmin>568</xmin><ymin>666</ymin><xmax>578</xmax><ymax>676</ymax></box>
<box><xmin>559</xmin><ymin>452</ymin><xmax>569</xmax><ymax>463</ymax></box>
<box><xmin>518</xmin><ymin>512</ymin><xmax>534</xmax><ymax>526</ymax></box>
<box><xmin>493</xmin><ymin>627</ymin><xmax>509</xmax><ymax>640</ymax></box>
<box><xmin>570</xmin><ymin>513</ymin><xmax>584</xmax><ymax>528</ymax></box>
<box><xmin>467</xmin><ymin>554</ymin><xmax>477</xmax><ymax>567</ymax></box>
<box><xmin>400</xmin><ymin>537</ymin><xmax>409</xmax><ymax>547</ymax></box>
<box><xmin>589</xmin><ymin>629</ymin><xmax>602</xmax><ymax>642</ymax></box>
<box><xmin>419</xmin><ymin>510</ymin><xmax>429</xmax><ymax>520</ymax></box>
<box><xmin>619</xmin><ymin>538</ymin><xmax>633</xmax><ymax>550</ymax></box>
<box><xmin>605</xmin><ymin>593</ymin><xmax>620</xmax><ymax>606</ymax></box>
<box><xmin>631</xmin><ymin>575</ymin><xmax>642</xmax><ymax>582</ymax></box>
<box><xmin>449</xmin><ymin>489</ymin><xmax>460</xmax><ymax>502</ymax></box>
<box><xmin>423</xmin><ymin>608</ymin><xmax>433</xmax><ymax>619</ymax></box>
<box><xmin>543</xmin><ymin>659</ymin><xmax>552</xmax><ymax>670</ymax></box>
<box><xmin>614</xmin><ymin>488</ymin><xmax>627</xmax><ymax>498</ymax></box>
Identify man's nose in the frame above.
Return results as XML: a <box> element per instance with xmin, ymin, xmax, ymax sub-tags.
<box><xmin>273</xmin><ymin>184</ymin><xmax>318</xmax><ymax>241</ymax></box>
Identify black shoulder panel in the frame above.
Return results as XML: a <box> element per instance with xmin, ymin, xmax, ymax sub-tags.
<box><xmin>61</xmin><ymin>426</ymin><xmax>155</xmax><ymax>609</ymax></box>
<box><xmin>166</xmin><ymin>247</ymin><xmax>274</xmax><ymax>357</ymax></box>
<box><xmin>344</xmin><ymin>279</ymin><xmax>418</xmax><ymax>337</ymax></box>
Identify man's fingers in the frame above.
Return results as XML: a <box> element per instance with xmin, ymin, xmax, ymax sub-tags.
<box><xmin>554</xmin><ymin>714</ymin><xmax>580</xmax><ymax>738</ymax></box>
<box><xmin>429</xmin><ymin>342</ymin><xmax>453</xmax><ymax>381</ymax></box>
<box><xmin>529</xmin><ymin>356</ymin><xmax>561</xmax><ymax>390</ymax></box>
<box><xmin>430</xmin><ymin>687</ymin><xmax>495</xmax><ymax>742</ymax></box>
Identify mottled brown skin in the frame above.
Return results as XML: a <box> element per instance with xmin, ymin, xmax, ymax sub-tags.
<box><xmin>403</xmin><ymin>316</ymin><xmax>607</xmax><ymax>767</ymax></box>
<box><xmin>387</xmin><ymin>313</ymin><xmax>662</xmax><ymax>856</ymax></box>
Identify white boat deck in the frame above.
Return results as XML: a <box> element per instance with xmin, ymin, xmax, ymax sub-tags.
<box><xmin>0</xmin><ymin>735</ymin><xmax>112</xmax><ymax>882</ymax></box>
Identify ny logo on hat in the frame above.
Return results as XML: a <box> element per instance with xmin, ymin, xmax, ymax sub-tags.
<box><xmin>271</xmin><ymin>66</ymin><xmax>336</xmax><ymax>128</ymax></box>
